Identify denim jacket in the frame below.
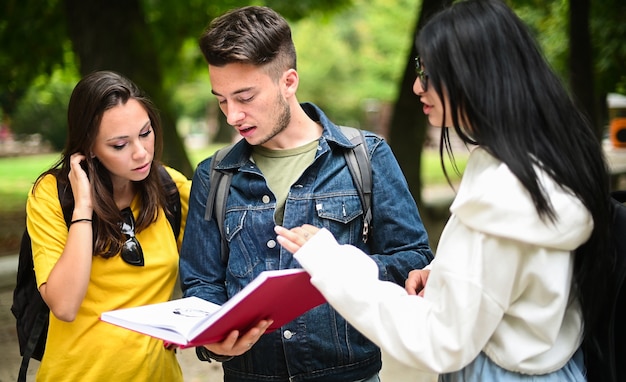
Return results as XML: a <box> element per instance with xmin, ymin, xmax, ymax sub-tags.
<box><xmin>180</xmin><ymin>102</ymin><xmax>433</xmax><ymax>382</ymax></box>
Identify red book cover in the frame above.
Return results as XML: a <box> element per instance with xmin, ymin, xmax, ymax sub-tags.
<box><xmin>101</xmin><ymin>269</ymin><xmax>326</xmax><ymax>347</ymax></box>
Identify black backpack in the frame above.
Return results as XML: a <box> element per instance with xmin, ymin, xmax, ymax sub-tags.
<box><xmin>204</xmin><ymin>126</ymin><xmax>373</xmax><ymax>264</ymax></box>
<box><xmin>584</xmin><ymin>190</ymin><xmax>626</xmax><ymax>382</ymax></box>
<box><xmin>11</xmin><ymin>165</ymin><xmax>181</xmax><ymax>382</ymax></box>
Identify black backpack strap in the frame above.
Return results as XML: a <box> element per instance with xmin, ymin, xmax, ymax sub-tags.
<box><xmin>158</xmin><ymin>166</ymin><xmax>182</xmax><ymax>239</ymax></box>
<box><xmin>204</xmin><ymin>146</ymin><xmax>235</xmax><ymax>264</ymax></box>
<box><xmin>610</xmin><ymin>191</ymin><xmax>626</xmax><ymax>381</ymax></box>
<box><xmin>613</xmin><ymin>190</ymin><xmax>626</xmax><ymax>204</ymax></box>
<box><xmin>339</xmin><ymin>126</ymin><xmax>373</xmax><ymax>243</ymax></box>
<box><xmin>18</xmin><ymin>304</ymin><xmax>48</xmax><ymax>382</ymax></box>
<box><xmin>57</xmin><ymin>177</ymin><xmax>74</xmax><ymax>226</ymax></box>
<box><xmin>16</xmin><ymin>176</ymin><xmax>72</xmax><ymax>381</ymax></box>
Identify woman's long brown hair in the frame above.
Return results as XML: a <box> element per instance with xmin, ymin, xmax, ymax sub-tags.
<box><xmin>33</xmin><ymin>71</ymin><xmax>167</xmax><ymax>258</ymax></box>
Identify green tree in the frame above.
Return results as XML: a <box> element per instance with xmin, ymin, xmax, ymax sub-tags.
<box><xmin>0</xmin><ymin>0</ymin><xmax>66</xmax><ymax>126</ymax></box>
<box><xmin>387</xmin><ymin>0</ymin><xmax>626</xmax><ymax>208</ymax></box>
<box><xmin>590</xmin><ymin>0</ymin><xmax>626</xmax><ymax>125</ymax></box>
<box><xmin>2</xmin><ymin>0</ymin><xmax>625</xmax><ymax>185</ymax></box>
<box><xmin>388</xmin><ymin>0</ymin><xmax>453</xmax><ymax>210</ymax></box>
<box><xmin>294</xmin><ymin>0</ymin><xmax>420</xmax><ymax>127</ymax></box>
<box><xmin>569</xmin><ymin>0</ymin><xmax>597</xmax><ymax>135</ymax></box>
<box><xmin>513</xmin><ymin>0</ymin><xmax>626</xmax><ymax>136</ymax></box>
<box><xmin>12</xmin><ymin>69</ymin><xmax>77</xmax><ymax>150</ymax></box>
<box><xmin>64</xmin><ymin>0</ymin><xmax>194</xmax><ymax>175</ymax></box>
<box><xmin>0</xmin><ymin>0</ymin><xmax>352</xmax><ymax>176</ymax></box>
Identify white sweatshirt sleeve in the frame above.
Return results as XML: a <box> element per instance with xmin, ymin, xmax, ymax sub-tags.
<box><xmin>293</xmin><ymin>148</ymin><xmax>591</xmax><ymax>374</ymax></box>
<box><xmin>294</xmin><ymin>228</ymin><xmax>502</xmax><ymax>373</ymax></box>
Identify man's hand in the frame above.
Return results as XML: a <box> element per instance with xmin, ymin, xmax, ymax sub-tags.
<box><xmin>204</xmin><ymin>320</ymin><xmax>274</xmax><ymax>356</ymax></box>
<box><xmin>203</xmin><ymin>319</ymin><xmax>273</xmax><ymax>356</ymax></box>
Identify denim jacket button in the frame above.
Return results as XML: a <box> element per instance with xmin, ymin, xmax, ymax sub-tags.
<box><xmin>262</xmin><ymin>195</ymin><xmax>271</xmax><ymax>203</ymax></box>
<box><xmin>283</xmin><ymin>330</ymin><xmax>293</xmax><ymax>339</ymax></box>
<box><xmin>267</xmin><ymin>239</ymin><xmax>277</xmax><ymax>248</ymax></box>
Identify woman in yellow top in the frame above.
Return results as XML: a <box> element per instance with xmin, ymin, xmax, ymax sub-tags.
<box><xmin>26</xmin><ymin>70</ymin><xmax>190</xmax><ymax>381</ymax></box>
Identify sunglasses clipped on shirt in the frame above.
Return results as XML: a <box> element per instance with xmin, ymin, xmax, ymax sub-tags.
<box><xmin>415</xmin><ymin>56</ymin><xmax>429</xmax><ymax>92</ymax></box>
<box><xmin>120</xmin><ymin>207</ymin><xmax>144</xmax><ymax>266</ymax></box>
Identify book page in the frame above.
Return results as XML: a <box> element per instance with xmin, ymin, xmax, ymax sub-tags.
<box><xmin>101</xmin><ymin>269</ymin><xmax>326</xmax><ymax>347</ymax></box>
<box><xmin>101</xmin><ymin>296</ymin><xmax>220</xmax><ymax>345</ymax></box>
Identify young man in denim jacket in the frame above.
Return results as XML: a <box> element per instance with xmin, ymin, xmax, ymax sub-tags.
<box><xmin>180</xmin><ymin>6</ymin><xmax>434</xmax><ymax>382</ymax></box>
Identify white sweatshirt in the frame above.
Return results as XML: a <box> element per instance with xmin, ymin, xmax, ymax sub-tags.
<box><xmin>293</xmin><ymin>147</ymin><xmax>592</xmax><ymax>375</ymax></box>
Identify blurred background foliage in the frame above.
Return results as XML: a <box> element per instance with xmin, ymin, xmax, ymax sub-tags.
<box><xmin>0</xmin><ymin>0</ymin><xmax>625</xmax><ymax>255</ymax></box>
<box><xmin>1</xmin><ymin>0</ymin><xmax>625</xmax><ymax>181</ymax></box>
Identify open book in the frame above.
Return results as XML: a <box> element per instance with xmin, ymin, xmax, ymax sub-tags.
<box><xmin>100</xmin><ymin>268</ymin><xmax>326</xmax><ymax>348</ymax></box>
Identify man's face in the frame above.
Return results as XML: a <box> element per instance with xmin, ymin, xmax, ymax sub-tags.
<box><xmin>209</xmin><ymin>63</ymin><xmax>291</xmax><ymax>148</ymax></box>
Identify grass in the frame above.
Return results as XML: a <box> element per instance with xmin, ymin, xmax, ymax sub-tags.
<box><xmin>421</xmin><ymin>150</ymin><xmax>467</xmax><ymax>185</ymax></box>
<box><xmin>0</xmin><ymin>153</ymin><xmax>61</xmax><ymax>212</ymax></box>
<box><xmin>0</xmin><ymin>146</ymin><xmax>467</xmax><ymax>215</ymax></box>
<box><xmin>0</xmin><ymin>147</ymin><xmax>223</xmax><ymax>214</ymax></box>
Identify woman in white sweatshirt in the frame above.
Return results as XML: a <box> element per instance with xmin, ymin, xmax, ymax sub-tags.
<box><xmin>275</xmin><ymin>0</ymin><xmax>613</xmax><ymax>380</ymax></box>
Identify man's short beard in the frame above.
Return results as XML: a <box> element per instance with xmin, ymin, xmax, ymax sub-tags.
<box><xmin>257</xmin><ymin>93</ymin><xmax>291</xmax><ymax>146</ymax></box>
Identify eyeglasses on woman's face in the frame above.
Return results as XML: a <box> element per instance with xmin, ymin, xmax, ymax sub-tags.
<box><xmin>415</xmin><ymin>56</ymin><xmax>429</xmax><ymax>92</ymax></box>
<box><xmin>120</xmin><ymin>207</ymin><xmax>144</xmax><ymax>266</ymax></box>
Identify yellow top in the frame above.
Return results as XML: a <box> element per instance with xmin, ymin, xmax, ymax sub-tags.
<box><xmin>27</xmin><ymin>167</ymin><xmax>190</xmax><ymax>382</ymax></box>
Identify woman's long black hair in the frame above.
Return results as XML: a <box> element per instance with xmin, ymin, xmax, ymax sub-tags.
<box><xmin>417</xmin><ymin>0</ymin><xmax>612</xmax><ymax>344</ymax></box>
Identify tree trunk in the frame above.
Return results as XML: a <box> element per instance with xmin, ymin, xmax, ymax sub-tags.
<box><xmin>63</xmin><ymin>0</ymin><xmax>193</xmax><ymax>177</ymax></box>
<box><xmin>388</xmin><ymin>0</ymin><xmax>452</xmax><ymax>207</ymax></box>
<box><xmin>569</xmin><ymin>0</ymin><xmax>600</xmax><ymax>139</ymax></box>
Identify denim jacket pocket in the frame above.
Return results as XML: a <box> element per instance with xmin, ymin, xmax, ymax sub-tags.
<box><xmin>314</xmin><ymin>194</ymin><xmax>363</xmax><ymax>224</ymax></box>
<box><xmin>223</xmin><ymin>209</ymin><xmax>259</xmax><ymax>278</ymax></box>
<box><xmin>224</xmin><ymin>209</ymin><xmax>246</xmax><ymax>242</ymax></box>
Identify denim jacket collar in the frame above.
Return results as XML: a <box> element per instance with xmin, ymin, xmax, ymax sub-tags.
<box><xmin>215</xmin><ymin>102</ymin><xmax>356</xmax><ymax>172</ymax></box>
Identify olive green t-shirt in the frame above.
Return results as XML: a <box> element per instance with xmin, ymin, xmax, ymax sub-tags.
<box><xmin>252</xmin><ymin>140</ymin><xmax>318</xmax><ymax>225</ymax></box>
